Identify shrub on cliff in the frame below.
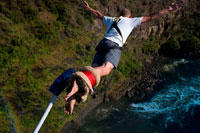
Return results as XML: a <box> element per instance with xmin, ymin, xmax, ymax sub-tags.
<box><xmin>159</xmin><ymin>35</ymin><xmax>200</xmax><ymax>59</ymax></box>
<box><xmin>159</xmin><ymin>37</ymin><xmax>180</xmax><ymax>57</ymax></box>
<box><xmin>141</xmin><ymin>40</ymin><xmax>160</xmax><ymax>54</ymax></box>
<box><xmin>21</xmin><ymin>6</ymin><xmax>38</xmax><ymax>21</ymax></box>
<box><xmin>180</xmin><ymin>36</ymin><xmax>200</xmax><ymax>58</ymax></box>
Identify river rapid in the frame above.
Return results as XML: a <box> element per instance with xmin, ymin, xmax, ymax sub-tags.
<box><xmin>79</xmin><ymin>59</ymin><xmax>200</xmax><ymax>133</ymax></box>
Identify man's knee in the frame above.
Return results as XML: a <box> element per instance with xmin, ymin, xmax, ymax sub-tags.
<box><xmin>102</xmin><ymin>62</ymin><xmax>114</xmax><ymax>75</ymax></box>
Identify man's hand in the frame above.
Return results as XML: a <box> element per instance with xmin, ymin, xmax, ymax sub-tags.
<box><xmin>80</xmin><ymin>1</ymin><xmax>89</xmax><ymax>9</ymax></box>
<box><xmin>169</xmin><ymin>0</ymin><xmax>184</xmax><ymax>11</ymax></box>
<box><xmin>142</xmin><ymin>0</ymin><xmax>184</xmax><ymax>23</ymax></box>
<box><xmin>79</xmin><ymin>1</ymin><xmax>103</xmax><ymax>20</ymax></box>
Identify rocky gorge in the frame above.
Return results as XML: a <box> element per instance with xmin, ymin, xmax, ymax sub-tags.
<box><xmin>0</xmin><ymin>0</ymin><xmax>200</xmax><ymax>132</ymax></box>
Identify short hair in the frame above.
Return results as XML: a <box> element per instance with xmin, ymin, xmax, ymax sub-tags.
<box><xmin>120</xmin><ymin>8</ymin><xmax>131</xmax><ymax>17</ymax></box>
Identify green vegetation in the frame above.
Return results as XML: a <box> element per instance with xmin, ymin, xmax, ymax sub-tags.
<box><xmin>159</xmin><ymin>36</ymin><xmax>180</xmax><ymax>57</ymax></box>
<box><xmin>159</xmin><ymin>11</ymin><xmax>200</xmax><ymax>58</ymax></box>
<box><xmin>0</xmin><ymin>0</ymin><xmax>97</xmax><ymax>132</ymax></box>
<box><xmin>180</xmin><ymin>35</ymin><xmax>200</xmax><ymax>56</ymax></box>
<box><xmin>141</xmin><ymin>40</ymin><xmax>160</xmax><ymax>54</ymax></box>
<box><xmin>0</xmin><ymin>0</ymin><xmax>199</xmax><ymax>132</ymax></box>
<box><xmin>0</xmin><ymin>0</ymin><xmax>139</xmax><ymax>132</ymax></box>
<box><xmin>0</xmin><ymin>92</ymin><xmax>15</xmax><ymax>133</ymax></box>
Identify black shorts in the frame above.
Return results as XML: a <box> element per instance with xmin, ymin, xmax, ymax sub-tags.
<box><xmin>92</xmin><ymin>38</ymin><xmax>122</xmax><ymax>68</ymax></box>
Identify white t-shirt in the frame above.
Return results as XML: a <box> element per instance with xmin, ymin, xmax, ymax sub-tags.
<box><xmin>103</xmin><ymin>16</ymin><xmax>143</xmax><ymax>47</ymax></box>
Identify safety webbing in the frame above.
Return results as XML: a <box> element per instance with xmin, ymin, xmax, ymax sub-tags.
<box><xmin>107</xmin><ymin>18</ymin><xmax>124</xmax><ymax>44</ymax></box>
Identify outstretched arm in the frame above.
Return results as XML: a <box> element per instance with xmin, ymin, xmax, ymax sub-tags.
<box><xmin>80</xmin><ymin>1</ymin><xmax>103</xmax><ymax>20</ymax></box>
<box><xmin>142</xmin><ymin>0</ymin><xmax>184</xmax><ymax>23</ymax></box>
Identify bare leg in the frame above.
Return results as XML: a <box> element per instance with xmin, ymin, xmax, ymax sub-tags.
<box><xmin>64</xmin><ymin>62</ymin><xmax>114</xmax><ymax>114</ymax></box>
<box><xmin>93</xmin><ymin>62</ymin><xmax>114</xmax><ymax>77</ymax></box>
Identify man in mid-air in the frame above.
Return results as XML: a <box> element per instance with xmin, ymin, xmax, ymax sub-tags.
<box><xmin>64</xmin><ymin>1</ymin><xmax>183</xmax><ymax>115</ymax></box>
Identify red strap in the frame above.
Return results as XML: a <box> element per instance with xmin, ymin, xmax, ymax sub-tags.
<box><xmin>82</xmin><ymin>70</ymin><xmax>96</xmax><ymax>87</ymax></box>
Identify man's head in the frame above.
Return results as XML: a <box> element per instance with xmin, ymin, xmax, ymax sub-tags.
<box><xmin>120</xmin><ymin>8</ymin><xmax>131</xmax><ymax>18</ymax></box>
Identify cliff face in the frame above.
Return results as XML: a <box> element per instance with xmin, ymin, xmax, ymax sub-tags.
<box><xmin>0</xmin><ymin>0</ymin><xmax>200</xmax><ymax>132</ymax></box>
<box><xmin>92</xmin><ymin>0</ymin><xmax>200</xmax><ymax>58</ymax></box>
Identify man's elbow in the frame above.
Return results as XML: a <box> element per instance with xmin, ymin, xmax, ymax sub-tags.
<box><xmin>141</xmin><ymin>16</ymin><xmax>151</xmax><ymax>23</ymax></box>
<box><xmin>96</xmin><ymin>12</ymin><xmax>103</xmax><ymax>20</ymax></box>
<box><xmin>98</xmin><ymin>15</ymin><xmax>103</xmax><ymax>20</ymax></box>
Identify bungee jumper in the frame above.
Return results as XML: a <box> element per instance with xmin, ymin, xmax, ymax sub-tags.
<box><xmin>64</xmin><ymin>0</ymin><xmax>184</xmax><ymax>115</ymax></box>
<box><xmin>33</xmin><ymin>1</ymin><xmax>184</xmax><ymax>132</ymax></box>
